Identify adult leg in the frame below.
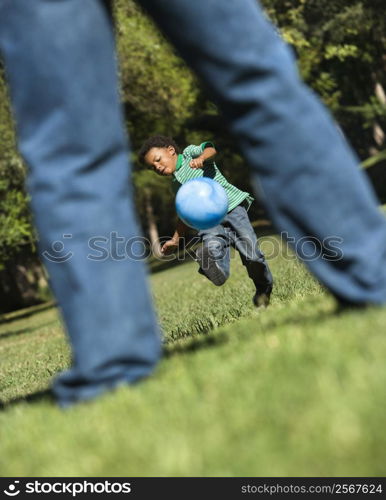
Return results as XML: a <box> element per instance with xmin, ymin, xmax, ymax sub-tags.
<box><xmin>141</xmin><ymin>0</ymin><xmax>386</xmax><ymax>305</ymax></box>
<box><xmin>0</xmin><ymin>0</ymin><xmax>161</xmax><ymax>406</ymax></box>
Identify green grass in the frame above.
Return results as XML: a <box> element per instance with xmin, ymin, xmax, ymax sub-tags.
<box><xmin>1</xmin><ymin>237</ymin><xmax>386</xmax><ymax>476</ymax></box>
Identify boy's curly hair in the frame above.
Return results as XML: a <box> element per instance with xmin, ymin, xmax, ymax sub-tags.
<box><xmin>138</xmin><ymin>135</ymin><xmax>180</xmax><ymax>164</ymax></box>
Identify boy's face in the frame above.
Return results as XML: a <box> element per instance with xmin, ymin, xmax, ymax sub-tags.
<box><xmin>144</xmin><ymin>146</ymin><xmax>177</xmax><ymax>176</ymax></box>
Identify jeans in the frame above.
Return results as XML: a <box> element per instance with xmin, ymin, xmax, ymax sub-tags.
<box><xmin>198</xmin><ymin>205</ymin><xmax>273</xmax><ymax>293</ymax></box>
<box><xmin>1</xmin><ymin>0</ymin><xmax>385</xmax><ymax>405</ymax></box>
<box><xmin>0</xmin><ymin>0</ymin><xmax>162</xmax><ymax>406</ymax></box>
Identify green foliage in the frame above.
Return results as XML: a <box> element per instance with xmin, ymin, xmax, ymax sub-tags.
<box><xmin>0</xmin><ymin>190</ymin><xmax>33</xmax><ymax>260</ymax></box>
<box><xmin>346</xmin><ymin>96</ymin><xmax>386</xmax><ymax>131</ymax></box>
<box><xmin>115</xmin><ymin>0</ymin><xmax>199</xmax><ymax>145</ymax></box>
<box><xmin>0</xmin><ymin>71</ymin><xmax>35</xmax><ymax>271</ymax></box>
<box><xmin>362</xmin><ymin>149</ymin><xmax>386</xmax><ymax>169</ymax></box>
<box><xmin>261</xmin><ymin>0</ymin><xmax>386</xmax><ymax>156</ymax></box>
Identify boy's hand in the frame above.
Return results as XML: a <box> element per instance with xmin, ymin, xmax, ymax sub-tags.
<box><xmin>161</xmin><ymin>238</ymin><xmax>179</xmax><ymax>255</ymax></box>
<box><xmin>190</xmin><ymin>157</ymin><xmax>205</xmax><ymax>169</ymax></box>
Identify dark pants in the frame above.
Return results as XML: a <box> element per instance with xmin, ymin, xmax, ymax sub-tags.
<box><xmin>197</xmin><ymin>204</ymin><xmax>273</xmax><ymax>292</ymax></box>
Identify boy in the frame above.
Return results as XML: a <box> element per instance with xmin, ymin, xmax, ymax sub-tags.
<box><xmin>139</xmin><ymin>135</ymin><xmax>273</xmax><ymax>307</ymax></box>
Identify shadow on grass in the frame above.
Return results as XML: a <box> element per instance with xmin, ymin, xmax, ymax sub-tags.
<box><xmin>2</xmin><ymin>295</ymin><xmax>361</xmax><ymax>412</ymax></box>
<box><xmin>0</xmin><ymin>305</ymin><xmax>342</xmax><ymax>412</ymax></box>
<box><xmin>261</xmin><ymin>306</ymin><xmax>337</xmax><ymax>331</ymax></box>
<box><xmin>0</xmin><ymin>335</ymin><xmax>228</xmax><ymax>412</ymax></box>
<box><xmin>246</xmin><ymin>296</ymin><xmax>371</xmax><ymax>335</ymax></box>
<box><xmin>149</xmin><ymin>253</ymin><xmax>196</xmax><ymax>275</ymax></box>
<box><xmin>164</xmin><ymin>330</ymin><xmax>229</xmax><ymax>358</ymax></box>
<box><xmin>0</xmin><ymin>319</ymin><xmax>60</xmax><ymax>340</ymax></box>
<box><xmin>0</xmin><ymin>389</ymin><xmax>54</xmax><ymax>412</ymax></box>
<box><xmin>0</xmin><ymin>301</ymin><xmax>57</xmax><ymax>325</ymax></box>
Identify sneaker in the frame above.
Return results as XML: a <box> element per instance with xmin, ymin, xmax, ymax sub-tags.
<box><xmin>196</xmin><ymin>246</ymin><xmax>227</xmax><ymax>286</ymax></box>
<box><xmin>253</xmin><ymin>287</ymin><xmax>272</xmax><ymax>308</ymax></box>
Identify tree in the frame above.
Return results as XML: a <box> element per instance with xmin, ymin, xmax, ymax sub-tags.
<box><xmin>261</xmin><ymin>0</ymin><xmax>386</xmax><ymax>158</ymax></box>
<box><xmin>114</xmin><ymin>0</ymin><xmax>199</xmax><ymax>146</ymax></box>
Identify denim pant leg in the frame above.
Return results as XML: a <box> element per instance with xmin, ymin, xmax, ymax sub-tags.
<box><xmin>225</xmin><ymin>206</ymin><xmax>273</xmax><ymax>292</ymax></box>
<box><xmin>197</xmin><ymin>225</ymin><xmax>231</xmax><ymax>281</ymax></box>
<box><xmin>0</xmin><ymin>0</ymin><xmax>161</xmax><ymax>406</ymax></box>
<box><xmin>141</xmin><ymin>0</ymin><xmax>386</xmax><ymax>305</ymax></box>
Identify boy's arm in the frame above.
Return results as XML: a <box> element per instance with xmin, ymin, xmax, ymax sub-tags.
<box><xmin>161</xmin><ymin>219</ymin><xmax>189</xmax><ymax>255</ymax></box>
<box><xmin>190</xmin><ymin>146</ymin><xmax>217</xmax><ymax>169</ymax></box>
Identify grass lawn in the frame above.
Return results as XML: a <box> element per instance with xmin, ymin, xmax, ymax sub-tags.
<box><xmin>1</xmin><ymin>237</ymin><xmax>386</xmax><ymax>476</ymax></box>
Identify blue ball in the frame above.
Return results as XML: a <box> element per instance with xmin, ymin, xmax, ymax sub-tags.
<box><xmin>175</xmin><ymin>177</ymin><xmax>229</xmax><ymax>230</ymax></box>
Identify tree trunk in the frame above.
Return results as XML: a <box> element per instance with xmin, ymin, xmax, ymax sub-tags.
<box><xmin>373</xmin><ymin>81</ymin><xmax>386</xmax><ymax>148</ymax></box>
<box><xmin>144</xmin><ymin>189</ymin><xmax>162</xmax><ymax>258</ymax></box>
<box><xmin>0</xmin><ymin>254</ymin><xmax>48</xmax><ymax>313</ymax></box>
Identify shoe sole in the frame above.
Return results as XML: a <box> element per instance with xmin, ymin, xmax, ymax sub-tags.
<box><xmin>196</xmin><ymin>246</ymin><xmax>227</xmax><ymax>286</ymax></box>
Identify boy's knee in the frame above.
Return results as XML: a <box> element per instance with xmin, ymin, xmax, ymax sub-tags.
<box><xmin>202</xmin><ymin>237</ymin><xmax>227</xmax><ymax>260</ymax></box>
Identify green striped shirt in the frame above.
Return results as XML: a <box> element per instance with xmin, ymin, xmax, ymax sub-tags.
<box><xmin>172</xmin><ymin>142</ymin><xmax>253</xmax><ymax>212</ymax></box>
